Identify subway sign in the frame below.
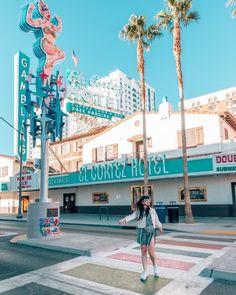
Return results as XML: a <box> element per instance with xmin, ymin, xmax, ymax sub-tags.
<box><xmin>214</xmin><ymin>153</ymin><xmax>236</xmax><ymax>173</ymax></box>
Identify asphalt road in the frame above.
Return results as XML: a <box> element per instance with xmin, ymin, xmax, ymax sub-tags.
<box><xmin>0</xmin><ymin>219</ymin><xmax>137</xmax><ymax>283</ymax></box>
<box><xmin>0</xmin><ymin>220</ymin><xmax>236</xmax><ymax>295</ymax></box>
<box><xmin>200</xmin><ymin>279</ymin><xmax>236</xmax><ymax>295</ymax></box>
<box><xmin>0</xmin><ymin>235</ymin><xmax>78</xmax><ymax>281</ymax></box>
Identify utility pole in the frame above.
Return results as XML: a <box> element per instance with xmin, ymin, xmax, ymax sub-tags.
<box><xmin>17</xmin><ymin>130</ymin><xmax>24</xmax><ymax>218</ymax></box>
<box><xmin>0</xmin><ymin>116</ymin><xmax>23</xmax><ymax>218</ymax></box>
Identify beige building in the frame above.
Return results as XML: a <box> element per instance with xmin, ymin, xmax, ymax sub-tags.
<box><xmin>184</xmin><ymin>86</ymin><xmax>236</xmax><ymax>116</ymax></box>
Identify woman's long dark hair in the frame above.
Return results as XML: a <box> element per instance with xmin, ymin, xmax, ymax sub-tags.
<box><xmin>137</xmin><ymin>195</ymin><xmax>150</xmax><ymax>220</ymax></box>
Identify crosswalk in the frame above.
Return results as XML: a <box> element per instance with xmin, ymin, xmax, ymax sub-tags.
<box><xmin>0</xmin><ymin>231</ymin><xmax>235</xmax><ymax>295</ymax></box>
<box><xmin>62</xmin><ymin>232</ymin><xmax>234</xmax><ymax>294</ymax></box>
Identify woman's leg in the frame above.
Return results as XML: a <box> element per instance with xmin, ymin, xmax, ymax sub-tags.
<box><xmin>140</xmin><ymin>245</ymin><xmax>148</xmax><ymax>273</ymax></box>
<box><xmin>148</xmin><ymin>237</ymin><xmax>156</xmax><ymax>266</ymax></box>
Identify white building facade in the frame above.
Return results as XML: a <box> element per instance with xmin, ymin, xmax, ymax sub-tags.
<box><xmin>1</xmin><ymin>111</ymin><xmax>236</xmax><ymax>217</ymax></box>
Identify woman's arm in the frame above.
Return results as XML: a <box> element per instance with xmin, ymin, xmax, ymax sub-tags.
<box><xmin>51</xmin><ymin>16</ymin><xmax>62</xmax><ymax>32</ymax></box>
<box><xmin>25</xmin><ymin>3</ymin><xmax>42</xmax><ymax>28</ymax></box>
<box><xmin>118</xmin><ymin>211</ymin><xmax>137</xmax><ymax>224</ymax></box>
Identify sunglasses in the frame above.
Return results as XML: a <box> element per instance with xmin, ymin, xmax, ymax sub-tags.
<box><xmin>142</xmin><ymin>198</ymin><xmax>150</xmax><ymax>202</ymax></box>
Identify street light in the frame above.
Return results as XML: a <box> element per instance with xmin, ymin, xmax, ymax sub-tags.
<box><xmin>0</xmin><ymin>115</ymin><xmax>23</xmax><ymax>218</ymax></box>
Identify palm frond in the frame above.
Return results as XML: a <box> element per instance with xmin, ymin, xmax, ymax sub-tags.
<box><xmin>183</xmin><ymin>11</ymin><xmax>200</xmax><ymax>26</ymax></box>
<box><xmin>226</xmin><ymin>0</ymin><xmax>236</xmax><ymax>7</ymax></box>
<box><xmin>159</xmin><ymin>0</ymin><xmax>200</xmax><ymax>28</ymax></box>
<box><xmin>155</xmin><ymin>10</ymin><xmax>173</xmax><ymax>31</ymax></box>
<box><xmin>231</xmin><ymin>8</ymin><xmax>236</xmax><ymax>17</ymax></box>
<box><xmin>143</xmin><ymin>41</ymin><xmax>150</xmax><ymax>50</ymax></box>
<box><xmin>226</xmin><ymin>0</ymin><xmax>236</xmax><ymax>17</ymax></box>
<box><xmin>119</xmin><ymin>14</ymin><xmax>161</xmax><ymax>49</ymax></box>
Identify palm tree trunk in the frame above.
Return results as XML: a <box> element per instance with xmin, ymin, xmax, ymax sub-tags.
<box><xmin>137</xmin><ymin>39</ymin><xmax>148</xmax><ymax>196</ymax></box>
<box><xmin>173</xmin><ymin>21</ymin><xmax>194</xmax><ymax>223</ymax></box>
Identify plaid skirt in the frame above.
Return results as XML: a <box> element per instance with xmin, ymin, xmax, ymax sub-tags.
<box><xmin>137</xmin><ymin>226</ymin><xmax>157</xmax><ymax>245</ymax></box>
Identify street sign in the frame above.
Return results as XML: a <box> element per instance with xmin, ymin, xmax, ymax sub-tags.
<box><xmin>66</xmin><ymin>102</ymin><xmax>125</xmax><ymax>120</ymax></box>
<box><xmin>14</xmin><ymin>51</ymin><xmax>30</xmax><ymax>162</ymax></box>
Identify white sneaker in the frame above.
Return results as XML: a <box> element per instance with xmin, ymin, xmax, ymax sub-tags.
<box><xmin>153</xmin><ymin>266</ymin><xmax>159</xmax><ymax>277</ymax></box>
<box><xmin>140</xmin><ymin>272</ymin><xmax>148</xmax><ymax>281</ymax></box>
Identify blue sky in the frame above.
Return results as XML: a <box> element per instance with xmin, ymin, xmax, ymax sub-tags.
<box><xmin>0</xmin><ymin>0</ymin><xmax>235</xmax><ymax>155</ymax></box>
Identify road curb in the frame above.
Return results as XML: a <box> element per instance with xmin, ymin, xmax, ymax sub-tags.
<box><xmin>14</xmin><ymin>239</ymin><xmax>91</xmax><ymax>256</ymax></box>
<box><xmin>0</xmin><ymin>218</ymin><xmax>27</xmax><ymax>222</ymax></box>
<box><xmin>200</xmin><ymin>267</ymin><xmax>236</xmax><ymax>282</ymax></box>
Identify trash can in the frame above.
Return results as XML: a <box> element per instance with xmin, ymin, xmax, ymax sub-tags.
<box><xmin>168</xmin><ymin>201</ymin><xmax>179</xmax><ymax>223</ymax></box>
<box><xmin>154</xmin><ymin>202</ymin><xmax>166</xmax><ymax>224</ymax></box>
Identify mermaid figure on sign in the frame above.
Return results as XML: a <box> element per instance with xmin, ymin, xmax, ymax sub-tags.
<box><xmin>20</xmin><ymin>0</ymin><xmax>65</xmax><ymax>82</ymax></box>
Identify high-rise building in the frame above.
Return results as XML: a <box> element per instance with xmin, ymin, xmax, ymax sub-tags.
<box><xmin>184</xmin><ymin>86</ymin><xmax>236</xmax><ymax>116</ymax></box>
<box><xmin>90</xmin><ymin>69</ymin><xmax>156</xmax><ymax>116</ymax></box>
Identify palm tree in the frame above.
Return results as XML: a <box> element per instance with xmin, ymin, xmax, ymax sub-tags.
<box><xmin>226</xmin><ymin>0</ymin><xmax>236</xmax><ymax>17</ymax></box>
<box><xmin>155</xmin><ymin>0</ymin><xmax>199</xmax><ymax>223</ymax></box>
<box><xmin>120</xmin><ymin>15</ymin><xmax>161</xmax><ymax>196</ymax></box>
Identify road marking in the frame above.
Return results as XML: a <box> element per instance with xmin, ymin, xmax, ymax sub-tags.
<box><xmin>200</xmin><ymin>230</ymin><xmax>236</xmax><ymax>235</ymax></box>
<box><xmin>108</xmin><ymin>252</ymin><xmax>195</xmax><ymax>271</ymax></box>
<box><xmin>158</xmin><ymin>239</ymin><xmax>225</xmax><ymax>250</ymax></box>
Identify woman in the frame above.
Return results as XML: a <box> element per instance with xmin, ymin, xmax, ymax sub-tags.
<box><xmin>119</xmin><ymin>195</ymin><xmax>163</xmax><ymax>281</ymax></box>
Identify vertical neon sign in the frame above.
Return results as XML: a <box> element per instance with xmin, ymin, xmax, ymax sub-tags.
<box><xmin>14</xmin><ymin>51</ymin><xmax>30</xmax><ymax>162</ymax></box>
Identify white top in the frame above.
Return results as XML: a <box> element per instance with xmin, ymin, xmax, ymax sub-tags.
<box><xmin>124</xmin><ymin>207</ymin><xmax>162</xmax><ymax>229</ymax></box>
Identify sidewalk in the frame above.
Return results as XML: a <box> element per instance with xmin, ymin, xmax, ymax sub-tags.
<box><xmin>1</xmin><ymin>213</ymin><xmax>236</xmax><ymax>233</ymax></box>
<box><xmin>1</xmin><ymin>213</ymin><xmax>236</xmax><ymax>286</ymax></box>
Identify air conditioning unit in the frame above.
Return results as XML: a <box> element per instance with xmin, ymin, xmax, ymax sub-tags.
<box><xmin>34</xmin><ymin>158</ymin><xmax>41</xmax><ymax>170</ymax></box>
<box><xmin>120</xmin><ymin>154</ymin><xmax>127</xmax><ymax>162</ymax></box>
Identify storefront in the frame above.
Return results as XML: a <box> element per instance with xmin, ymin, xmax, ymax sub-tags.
<box><xmin>1</xmin><ymin>153</ymin><xmax>236</xmax><ymax>217</ymax></box>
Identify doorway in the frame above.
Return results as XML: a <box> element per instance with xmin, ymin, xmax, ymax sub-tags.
<box><xmin>63</xmin><ymin>193</ymin><xmax>76</xmax><ymax>213</ymax></box>
<box><xmin>136</xmin><ymin>140</ymin><xmax>144</xmax><ymax>159</ymax></box>
<box><xmin>230</xmin><ymin>183</ymin><xmax>236</xmax><ymax>217</ymax></box>
<box><xmin>22</xmin><ymin>196</ymin><xmax>29</xmax><ymax>213</ymax></box>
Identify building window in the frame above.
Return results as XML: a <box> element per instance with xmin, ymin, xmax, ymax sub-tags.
<box><xmin>92</xmin><ymin>192</ymin><xmax>109</xmax><ymax>203</ymax></box>
<box><xmin>0</xmin><ymin>166</ymin><xmax>8</xmax><ymax>177</ymax></box>
<box><xmin>131</xmin><ymin>185</ymin><xmax>153</xmax><ymax>210</ymax></box>
<box><xmin>208</xmin><ymin>97</ymin><xmax>212</xmax><ymax>103</ymax></box>
<box><xmin>147</xmin><ymin>137</ymin><xmax>153</xmax><ymax>148</ymax></box>
<box><xmin>178</xmin><ymin>187</ymin><xmax>207</xmax><ymax>202</ymax></box>
<box><xmin>61</xmin><ymin>143</ymin><xmax>69</xmax><ymax>155</ymax></box>
<box><xmin>135</xmin><ymin>141</ymin><xmax>144</xmax><ymax>158</ymax></box>
<box><xmin>177</xmin><ymin>126</ymin><xmax>204</xmax><ymax>148</ymax></box>
<box><xmin>226</xmin><ymin>101</ymin><xmax>231</xmax><ymax>109</ymax></box>
<box><xmin>224</xmin><ymin>128</ymin><xmax>229</xmax><ymax>140</ymax></box>
<box><xmin>92</xmin><ymin>147</ymin><xmax>104</xmax><ymax>162</ymax></box>
<box><xmin>208</xmin><ymin>105</ymin><xmax>213</xmax><ymax>112</ymax></box>
<box><xmin>76</xmin><ymin>141</ymin><xmax>82</xmax><ymax>152</ymax></box>
<box><xmin>105</xmin><ymin>144</ymin><xmax>118</xmax><ymax>161</ymax></box>
<box><xmin>214</xmin><ymin>105</ymin><xmax>218</xmax><ymax>112</ymax></box>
